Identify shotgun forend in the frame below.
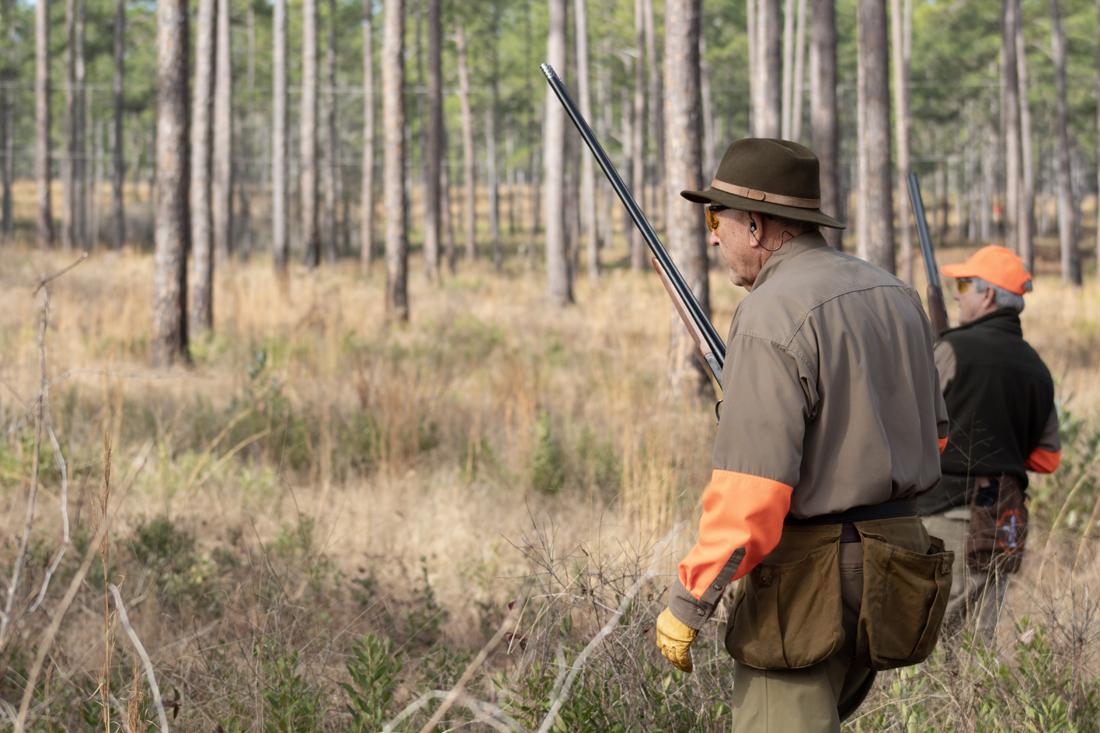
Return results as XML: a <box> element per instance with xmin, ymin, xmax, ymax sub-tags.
<box><xmin>907</xmin><ymin>173</ymin><xmax>950</xmax><ymax>338</ymax></box>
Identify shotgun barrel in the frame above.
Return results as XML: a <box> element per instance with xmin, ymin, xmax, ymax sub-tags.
<box><xmin>906</xmin><ymin>172</ymin><xmax>950</xmax><ymax>337</ymax></box>
<box><xmin>539</xmin><ymin>62</ymin><xmax>726</xmax><ymax>382</ymax></box>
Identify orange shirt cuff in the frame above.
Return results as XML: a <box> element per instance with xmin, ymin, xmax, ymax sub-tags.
<box><xmin>1026</xmin><ymin>447</ymin><xmax>1060</xmax><ymax>473</ymax></box>
<box><xmin>938</xmin><ymin>437</ymin><xmax>948</xmax><ymax>455</ymax></box>
<box><xmin>678</xmin><ymin>470</ymin><xmax>793</xmax><ymax>599</ymax></box>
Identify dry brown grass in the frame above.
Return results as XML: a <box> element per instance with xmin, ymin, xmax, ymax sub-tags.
<box><xmin>2</xmin><ymin>229</ymin><xmax>1100</xmax><ymax>730</ymax></box>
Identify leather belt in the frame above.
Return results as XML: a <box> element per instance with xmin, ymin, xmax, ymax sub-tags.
<box><xmin>783</xmin><ymin>497</ymin><xmax>919</xmax><ymax>527</ymax></box>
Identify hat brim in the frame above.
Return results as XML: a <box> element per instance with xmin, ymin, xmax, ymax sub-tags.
<box><xmin>680</xmin><ymin>186</ymin><xmax>846</xmax><ymax>230</ymax></box>
<box><xmin>940</xmin><ymin>263</ymin><xmax>976</xmax><ymax>280</ymax></box>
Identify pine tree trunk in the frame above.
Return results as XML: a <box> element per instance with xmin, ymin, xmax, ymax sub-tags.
<box><xmin>456</xmin><ymin>22</ymin><xmax>476</xmax><ymax>262</ymax></box>
<box><xmin>890</xmin><ymin>0</ymin><xmax>912</xmax><ymax>283</ymax></box>
<box><xmin>190</xmin><ymin>0</ymin><xmax>215</xmax><ymax>334</ymax></box>
<box><xmin>790</xmin><ymin>0</ymin><xmax>807</xmax><ymax>142</ymax></box>
<box><xmin>856</xmin><ymin>0</ymin><xmax>893</xmax><ymax>272</ymax></box>
<box><xmin>152</xmin><ymin>0</ymin><xmax>190</xmax><ymax>367</ymax></box>
<box><xmin>1016</xmin><ymin>18</ymin><xmax>1034</xmax><ymax>268</ymax></box>
<box><xmin>423</xmin><ymin>0</ymin><xmax>441</xmax><ymax>280</ymax></box>
<box><xmin>781</xmin><ymin>0</ymin><xmax>795</xmax><ymax>138</ymax></box>
<box><xmin>63</xmin><ymin>0</ymin><xmax>76</xmax><ymax>252</ymax></box>
<box><xmin>575</xmin><ymin>0</ymin><xmax>597</xmax><ymax>281</ymax></box>
<box><xmin>301</xmin><ymin>0</ymin><xmax>320</xmax><ymax>267</ymax></box>
<box><xmin>273</xmin><ymin>0</ymin><xmax>288</xmax><ymax>277</ymax></box>
<box><xmin>630</xmin><ymin>0</ymin><xmax>645</xmax><ymax>270</ymax></box>
<box><xmin>323</xmin><ymin>0</ymin><xmax>337</xmax><ymax>265</ymax></box>
<box><xmin>1050</xmin><ymin>0</ymin><xmax>1079</xmax><ymax>284</ymax></box>
<box><xmin>755</xmin><ymin>0</ymin><xmax>781</xmax><ymax>138</ymax></box>
<box><xmin>643</xmin><ymin>0</ymin><xmax>664</xmax><ymax>225</ymax></box>
<box><xmin>111</xmin><ymin>0</ymin><xmax>125</xmax><ymax>249</ymax></box>
<box><xmin>74</xmin><ymin>0</ymin><xmax>85</xmax><ymax>249</ymax></box>
<box><xmin>544</xmin><ymin>0</ymin><xmax>571</xmax><ymax>305</ymax></box>
<box><xmin>360</xmin><ymin>0</ymin><xmax>374</xmax><ymax>269</ymax></box>
<box><xmin>212</xmin><ymin>0</ymin><xmax>231</xmax><ymax>264</ymax></box>
<box><xmin>699</xmin><ymin>32</ymin><xmax>716</xmax><ymax>174</ymax></box>
<box><xmin>620</xmin><ymin>84</ymin><xmax>633</xmax><ymax>245</ymax></box>
<box><xmin>1096</xmin><ymin>0</ymin><xmax>1100</xmax><ymax>285</ymax></box>
<box><xmin>810</xmin><ymin>0</ymin><xmax>841</xmax><ymax>248</ymax></box>
<box><xmin>382</xmin><ymin>0</ymin><xmax>408</xmax><ymax>320</ymax></box>
<box><xmin>664</xmin><ymin>0</ymin><xmax>710</xmax><ymax>394</ymax></box>
<box><xmin>443</xmin><ymin>125</ymin><xmax>457</xmax><ymax>273</ymax></box>
<box><xmin>487</xmin><ymin>105</ymin><xmax>501</xmax><ymax>271</ymax></box>
<box><xmin>747</xmin><ymin>0</ymin><xmax>756</xmax><ymax>134</ymax></box>
<box><xmin>1001</xmin><ymin>0</ymin><xmax>1021</xmax><ymax>254</ymax></box>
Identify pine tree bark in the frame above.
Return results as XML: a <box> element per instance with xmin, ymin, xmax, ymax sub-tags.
<box><xmin>747</xmin><ymin>0</ymin><xmax>756</xmax><ymax>134</ymax></box>
<box><xmin>190</xmin><ymin>0</ymin><xmax>215</xmax><ymax>334</ymax></box>
<box><xmin>456</xmin><ymin>22</ymin><xmax>476</xmax><ymax>262</ymax></box>
<box><xmin>544</xmin><ymin>0</ymin><xmax>571</xmax><ymax>305</ymax></box>
<box><xmin>781</xmin><ymin>0</ymin><xmax>795</xmax><ymax>138</ymax></box>
<box><xmin>382</xmin><ymin>0</ymin><xmax>408</xmax><ymax>320</ymax></box>
<box><xmin>214</xmin><ymin>0</ymin><xmax>232</xmax><ymax>264</ymax></box>
<box><xmin>664</xmin><ymin>0</ymin><xmax>710</xmax><ymax>394</ymax></box>
<box><xmin>74</xmin><ymin>0</ymin><xmax>85</xmax><ymax>248</ymax></box>
<box><xmin>63</xmin><ymin>0</ymin><xmax>76</xmax><ymax>252</ymax></box>
<box><xmin>273</xmin><ymin>0</ymin><xmax>288</xmax><ymax>277</ymax></box>
<box><xmin>754</xmin><ymin>0</ymin><xmax>781</xmax><ymax>138</ymax></box>
<box><xmin>790</xmin><ymin>0</ymin><xmax>807</xmax><ymax>142</ymax></box>
<box><xmin>699</xmin><ymin>32</ymin><xmax>716</xmax><ymax>174</ymax></box>
<box><xmin>360</xmin><ymin>0</ymin><xmax>374</xmax><ymax>269</ymax></box>
<box><xmin>1096</xmin><ymin>0</ymin><xmax>1100</xmax><ymax>285</ymax></box>
<box><xmin>111</xmin><ymin>0</ymin><xmax>125</xmax><ymax>249</ymax></box>
<box><xmin>1050</xmin><ymin>0</ymin><xmax>1079</xmax><ymax>284</ymax></box>
<box><xmin>856</xmin><ymin>0</ymin><xmax>893</xmax><ymax>273</ymax></box>
<box><xmin>1016</xmin><ymin>21</ymin><xmax>1033</xmax><ymax>268</ymax></box>
<box><xmin>630</xmin><ymin>0</ymin><xmax>645</xmax><ymax>270</ymax></box>
<box><xmin>323</xmin><ymin>0</ymin><xmax>337</xmax><ymax>265</ymax></box>
<box><xmin>890</xmin><ymin>0</ymin><xmax>912</xmax><ymax>283</ymax></box>
<box><xmin>1001</xmin><ymin>0</ymin><xmax>1022</xmax><ymax>254</ymax></box>
<box><xmin>575</xmin><ymin>0</ymin><xmax>597</xmax><ymax>281</ymax></box>
<box><xmin>810</xmin><ymin>0</ymin><xmax>841</xmax><ymax>248</ymax></box>
<box><xmin>301</xmin><ymin>0</ymin><xmax>320</xmax><ymax>267</ymax></box>
<box><xmin>36</xmin><ymin>0</ymin><xmax>53</xmax><ymax>249</ymax></box>
<box><xmin>423</xmin><ymin>0</ymin><xmax>441</xmax><ymax>280</ymax></box>
<box><xmin>152</xmin><ymin>0</ymin><xmax>190</xmax><ymax>367</ymax></box>
<box><xmin>643</xmin><ymin>0</ymin><xmax>664</xmax><ymax>222</ymax></box>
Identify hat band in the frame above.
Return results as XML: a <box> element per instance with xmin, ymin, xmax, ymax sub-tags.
<box><xmin>710</xmin><ymin>179</ymin><xmax>821</xmax><ymax>209</ymax></box>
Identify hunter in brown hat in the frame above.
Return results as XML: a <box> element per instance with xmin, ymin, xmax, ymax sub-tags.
<box><xmin>653</xmin><ymin>138</ymin><xmax>952</xmax><ymax>732</ymax></box>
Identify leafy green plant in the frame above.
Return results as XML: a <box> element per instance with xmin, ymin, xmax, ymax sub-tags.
<box><xmin>262</xmin><ymin>643</ymin><xmax>322</xmax><ymax>733</ymax></box>
<box><xmin>342</xmin><ymin>634</ymin><xmax>403</xmax><ymax>733</ymax></box>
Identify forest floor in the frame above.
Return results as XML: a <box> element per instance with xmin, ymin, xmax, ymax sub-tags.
<box><xmin>2</xmin><ymin>228</ymin><xmax>1100</xmax><ymax>731</ymax></box>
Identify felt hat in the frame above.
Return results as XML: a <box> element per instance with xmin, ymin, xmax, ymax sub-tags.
<box><xmin>680</xmin><ymin>138</ymin><xmax>845</xmax><ymax>229</ymax></box>
<box><xmin>941</xmin><ymin>245</ymin><xmax>1033</xmax><ymax>295</ymax></box>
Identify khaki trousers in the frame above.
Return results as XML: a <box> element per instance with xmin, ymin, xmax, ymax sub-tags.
<box><xmin>729</xmin><ymin>542</ymin><xmax>875</xmax><ymax>733</ymax></box>
<box><xmin>921</xmin><ymin>510</ymin><xmax>1009</xmax><ymax>640</ymax></box>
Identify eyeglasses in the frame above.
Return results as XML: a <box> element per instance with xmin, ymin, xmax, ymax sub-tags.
<box><xmin>956</xmin><ymin>278</ymin><xmax>972</xmax><ymax>294</ymax></box>
<box><xmin>706</xmin><ymin>205</ymin><xmax>728</xmax><ymax>232</ymax></box>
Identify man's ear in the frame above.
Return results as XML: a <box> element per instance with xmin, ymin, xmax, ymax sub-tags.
<box><xmin>982</xmin><ymin>285</ymin><xmax>997</xmax><ymax>307</ymax></box>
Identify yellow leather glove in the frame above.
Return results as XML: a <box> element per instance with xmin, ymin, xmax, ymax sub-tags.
<box><xmin>655</xmin><ymin>607</ymin><xmax>698</xmax><ymax>673</ymax></box>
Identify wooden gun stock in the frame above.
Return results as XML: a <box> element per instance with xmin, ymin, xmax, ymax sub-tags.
<box><xmin>926</xmin><ymin>284</ymin><xmax>949</xmax><ymax>338</ymax></box>
<box><xmin>652</xmin><ymin>257</ymin><xmax>723</xmax><ymax>383</ymax></box>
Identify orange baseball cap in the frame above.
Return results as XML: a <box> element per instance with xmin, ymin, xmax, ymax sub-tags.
<box><xmin>941</xmin><ymin>245</ymin><xmax>1032</xmax><ymax>295</ymax></box>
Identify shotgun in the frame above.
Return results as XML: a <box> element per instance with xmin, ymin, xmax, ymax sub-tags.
<box><xmin>540</xmin><ymin>62</ymin><xmax>726</xmax><ymax>384</ymax></box>
<box><xmin>906</xmin><ymin>172</ymin><xmax>950</xmax><ymax>337</ymax></box>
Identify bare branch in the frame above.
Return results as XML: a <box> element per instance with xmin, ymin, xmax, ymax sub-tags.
<box><xmin>109</xmin><ymin>584</ymin><xmax>171</xmax><ymax>733</ymax></box>
<box><xmin>32</xmin><ymin>251</ymin><xmax>88</xmax><ymax>296</ymax></box>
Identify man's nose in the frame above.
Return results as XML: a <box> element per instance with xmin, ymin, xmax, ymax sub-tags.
<box><xmin>709</xmin><ymin>229</ymin><xmax>720</xmax><ymax>247</ymax></box>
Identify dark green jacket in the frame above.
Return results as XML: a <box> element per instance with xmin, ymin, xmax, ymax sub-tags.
<box><xmin>918</xmin><ymin>308</ymin><xmax>1056</xmax><ymax>514</ymax></box>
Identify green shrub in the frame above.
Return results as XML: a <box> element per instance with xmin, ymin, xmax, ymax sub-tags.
<box><xmin>342</xmin><ymin>634</ymin><xmax>403</xmax><ymax>733</ymax></box>
<box><xmin>532</xmin><ymin>411</ymin><xmax>566</xmax><ymax>494</ymax></box>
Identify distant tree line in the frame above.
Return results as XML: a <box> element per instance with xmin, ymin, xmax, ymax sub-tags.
<box><xmin>2</xmin><ymin>0</ymin><xmax>1099</xmax><ymax>370</ymax></box>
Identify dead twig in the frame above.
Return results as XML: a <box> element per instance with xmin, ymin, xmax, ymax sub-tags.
<box><xmin>109</xmin><ymin>584</ymin><xmax>172</xmax><ymax>733</ymax></box>
<box><xmin>32</xmin><ymin>251</ymin><xmax>88</xmax><ymax>296</ymax></box>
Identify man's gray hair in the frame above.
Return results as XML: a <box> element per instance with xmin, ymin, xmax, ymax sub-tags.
<box><xmin>972</xmin><ymin>277</ymin><xmax>1025</xmax><ymax>313</ymax></box>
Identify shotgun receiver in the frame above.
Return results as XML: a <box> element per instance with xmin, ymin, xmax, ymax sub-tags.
<box><xmin>540</xmin><ymin>62</ymin><xmax>726</xmax><ymax>383</ymax></box>
<box><xmin>906</xmin><ymin>173</ymin><xmax>950</xmax><ymax>337</ymax></box>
